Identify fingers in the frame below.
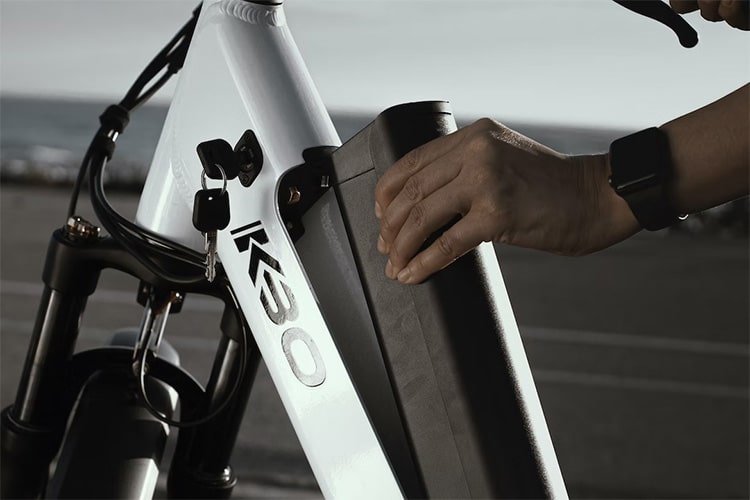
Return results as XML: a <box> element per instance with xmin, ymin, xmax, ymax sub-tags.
<box><xmin>374</xmin><ymin>126</ymin><xmax>471</xmax><ymax>218</ymax></box>
<box><xmin>670</xmin><ymin>0</ymin><xmax>699</xmax><ymax>13</ymax></box>
<box><xmin>697</xmin><ymin>0</ymin><xmax>723</xmax><ymax>21</ymax></box>
<box><xmin>671</xmin><ymin>0</ymin><xmax>749</xmax><ymax>28</ymax></box>
<box><xmin>385</xmin><ymin>183</ymin><xmax>469</xmax><ymax>275</ymax></box>
<box><xmin>375</xmin><ymin>118</ymin><xmax>503</xmax><ymax>284</ymax></box>
<box><xmin>719</xmin><ymin>0</ymin><xmax>750</xmax><ymax>29</ymax></box>
<box><xmin>378</xmin><ymin>152</ymin><xmax>463</xmax><ymax>253</ymax></box>
<box><xmin>394</xmin><ymin>212</ymin><xmax>489</xmax><ymax>285</ymax></box>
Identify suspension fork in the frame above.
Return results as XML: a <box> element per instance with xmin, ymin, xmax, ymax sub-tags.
<box><xmin>167</xmin><ymin>305</ymin><xmax>261</xmax><ymax>499</ymax></box>
<box><xmin>1</xmin><ymin>215</ymin><xmax>235</xmax><ymax>499</ymax></box>
<box><xmin>1</xmin><ymin>218</ymin><xmax>101</xmax><ymax>498</ymax></box>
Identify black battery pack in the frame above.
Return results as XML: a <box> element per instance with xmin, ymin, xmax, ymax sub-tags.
<box><xmin>326</xmin><ymin>101</ymin><xmax>563</xmax><ymax>498</ymax></box>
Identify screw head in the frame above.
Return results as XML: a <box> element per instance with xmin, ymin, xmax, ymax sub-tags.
<box><xmin>64</xmin><ymin>216</ymin><xmax>100</xmax><ymax>241</ymax></box>
<box><xmin>287</xmin><ymin>186</ymin><xmax>302</xmax><ymax>205</ymax></box>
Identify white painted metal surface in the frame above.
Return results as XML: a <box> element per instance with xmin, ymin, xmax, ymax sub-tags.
<box><xmin>477</xmin><ymin>242</ymin><xmax>568</xmax><ymax>498</ymax></box>
<box><xmin>136</xmin><ymin>1</ymin><xmax>403</xmax><ymax>498</ymax></box>
<box><xmin>135</xmin><ymin>1</ymin><xmax>570</xmax><ymax>498</ymax></box>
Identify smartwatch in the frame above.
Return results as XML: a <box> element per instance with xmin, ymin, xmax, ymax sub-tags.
<box><xmin>608</xmin><ymin>127</ymin><xmax>682</xmax><ymax>231</ymax></box>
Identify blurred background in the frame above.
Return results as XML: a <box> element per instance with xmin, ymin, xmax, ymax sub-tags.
<box><xmin>1</xmin><ymin>0</ymin><xmax>748</xmax><ymax>498</ymax></box>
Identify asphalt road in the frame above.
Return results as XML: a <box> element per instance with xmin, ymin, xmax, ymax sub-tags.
<box><xmin>1</xmin><ymin>185</ymin><xmax>748</xmax><ymax>498</ymax></box>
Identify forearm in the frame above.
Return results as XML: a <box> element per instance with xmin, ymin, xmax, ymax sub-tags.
<box><xmin>660</xmin><ymin>84</ymin><xmax>749</xmax><ymax>214</ymax></box>
<box><xmin>374</xmin><ymin>86</ymin><xmax>749</xmax><ymax>283</ymax></box>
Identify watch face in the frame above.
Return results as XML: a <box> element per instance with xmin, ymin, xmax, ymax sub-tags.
<box><xmin>608</xmin><ymin>127</ymin><xmax>678</xmax><ymax>231</ymax></box>
<box><xmin>609</xmin><ymin>127</ymin><xmax>669</xmax><ymax>195</ymax></box>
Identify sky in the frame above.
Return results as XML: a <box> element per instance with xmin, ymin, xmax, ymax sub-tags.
<box><xmin>1</xmin><ymin>0</ymin><xmax>748</xmax><ymax>129</ymax></box>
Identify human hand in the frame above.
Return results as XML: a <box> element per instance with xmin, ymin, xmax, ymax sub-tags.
<box><xmin>670</xmin><ymin>0</ymin><xmax>749</xmax><ymax>30</ymax></box>
<box><xmin>374</xmin><ymin>119</ymin><xmax>640</xmax><ymax>284</ymax></box>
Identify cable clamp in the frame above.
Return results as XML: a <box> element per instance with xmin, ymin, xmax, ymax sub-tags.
<box><xmin>99</xmin><ymin>104</ymin><xmax>131</xmax><ymax>134</ymax></box>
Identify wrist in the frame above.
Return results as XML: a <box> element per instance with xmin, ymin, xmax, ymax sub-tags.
<box><xmin>598</xmin><ymin>153</ymin><xmax>641</xmax><ymax>232</ymax></box>
<box><xmin>577</xmin><ymin>153</ymin><xmax>640</xmax><ymax>248</ymax></box>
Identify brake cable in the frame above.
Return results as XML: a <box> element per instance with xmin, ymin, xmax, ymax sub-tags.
<box><xmin>66</xmin><ymin>4</ymin><xmax>253</xmax><ymax>427</ymax></box>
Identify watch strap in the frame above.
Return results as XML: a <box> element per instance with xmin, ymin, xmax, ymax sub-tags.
<box><xmin>608</xmin><ymin>127</ymin><xmax>679</xmax><ymax>231</ymax></box>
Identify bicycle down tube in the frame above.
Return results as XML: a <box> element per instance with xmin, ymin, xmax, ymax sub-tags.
<box><xmin>135</xmin><ymin>0</ymin><xmax>567</xmax><ymax>498</ymax></box>
<box><xmin>135</xmin><ymin>1</ymin><xmax>402</xmax><ymax>497</ymax></box>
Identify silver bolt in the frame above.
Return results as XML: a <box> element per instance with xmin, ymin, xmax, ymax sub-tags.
<box><xmin>65</xmin><ymin>216</ymin><xmax>101</xmax><ymax>241</ymax></box>
<box><xmin>287</xmin><ymin>186</ymin><xmax>302</xmax><ymax>205</ymax></box>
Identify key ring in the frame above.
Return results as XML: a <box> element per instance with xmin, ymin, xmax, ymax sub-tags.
<box><xmin>201</xmin><ymin>164</ymin><xmax>227</xmax><ymax>196</ymax></box>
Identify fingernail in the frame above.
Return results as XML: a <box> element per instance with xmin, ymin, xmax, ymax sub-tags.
<box><xmin>385</xmin><ymin>259</ymin><xmax>394</xmax><ymax>279</ymax></box>
<box><xmin>375</xmin><ymin>202</ymin><xmax>382</xmax><ymax>219</ymax></box>
<box><xmin>397</xmin><ymin>267</ymin><xmax>412</xmax><ymax>284</ymax></box>
<box><xmin>377</xmin><ymin>235</ymin><xmax>386</xmax><ymax>253</ymax></box>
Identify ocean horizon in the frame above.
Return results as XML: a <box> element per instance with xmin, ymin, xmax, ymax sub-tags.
<box><xmin>0</xmin><ymin>94</ymin><xmax>628</xmax><ymax>185</ymax></box>
<box><xmin>1</xmin><ymin>95</ymin><xmax>745</xmax><ymax>235</ymax></box>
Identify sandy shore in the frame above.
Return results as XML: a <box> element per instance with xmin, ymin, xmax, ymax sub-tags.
<box><xmin>1</xmin><ymin>184</ymin><xmax>747</xmax><ymax>498</ymax></box>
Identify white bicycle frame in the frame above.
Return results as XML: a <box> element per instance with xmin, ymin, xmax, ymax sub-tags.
<box><xmin>135</xmin><ymin>1</ymin><xmax>566</xmax><ymax>498</ymax></box>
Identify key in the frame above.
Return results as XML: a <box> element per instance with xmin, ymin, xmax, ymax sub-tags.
<box><xmin>205</xmin><ymin>233</ymin><xmax>217</xmax><ymax>282</ymax></box>
<box><xmin>193</xmin><ymin>188</ymin><xmax>230</xmax><ymax>282</ymax></box>
<box><xmin>196</xmin><ymin>139</ymin><xmax>239</xmax><ymax>180</ymax></box>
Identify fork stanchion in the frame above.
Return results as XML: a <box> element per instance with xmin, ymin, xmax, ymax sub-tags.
<box><xmin>167</xmin><ymin>305</ymin><xmax>261</xmax><ymax>499</ymax></box>
<box><xmin>1</xmin><ymin>220</ymin><xmax>102</xmax><ymax>498</ymax></box>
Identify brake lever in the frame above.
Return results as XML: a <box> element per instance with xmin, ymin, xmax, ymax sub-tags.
<box><xmin>614</xmin><ymin>0</ymin><xmax>699</xmax><ymax>48</ymax></box>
